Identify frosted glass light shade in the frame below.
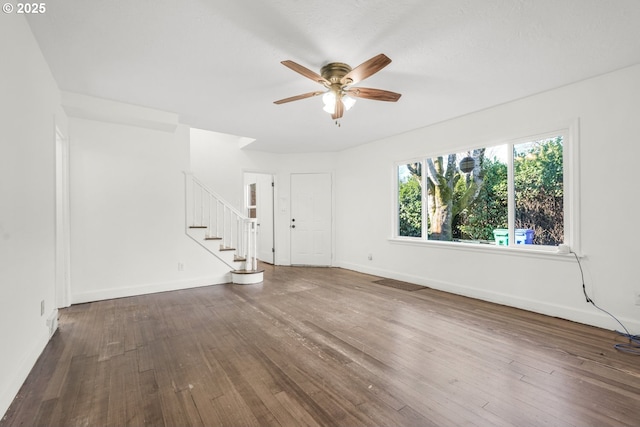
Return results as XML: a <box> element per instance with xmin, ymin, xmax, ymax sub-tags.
<box><xmin>343</xmin><ymin>95</ymin><xmax>356</xmax><ymax>111</ymax></box>
<box><xmin>322</xmin><ymin>91</ymin><xmax>336</xmax><ymax>113</ymax></box>
<box><xmin>322</xmin><ymin>91</ymin><xmax>356</xmax><ymax>114</ymax></box>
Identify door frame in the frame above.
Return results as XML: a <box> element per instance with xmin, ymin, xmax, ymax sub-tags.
<box><xmin>55</xmin><ymin>126</ymin><xmax>71</xmax><ymax>308</ymax></box>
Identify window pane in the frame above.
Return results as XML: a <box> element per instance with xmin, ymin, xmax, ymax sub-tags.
<box><xmin>398</xmin><ymin>163</ymin><xmax>422</xmax><ymax>237</ymax></box>
<box><xmin>425</xmin><ymin>154</ymin><xmax>456</xmax><ymax>241</ymax></box>
<box><xmin>456</xmin><ymin>146</ymin><xmax>508</xmax><ymax>243</ymax></box>
<box><xmin>513</xmin><ymin>136</ymin><xmax>564</xmax><ymax>246</ymax></box>
<box><xmin>249</xmin><ymin>183</ymin><xmax>257</xmax><ymax>206</ymax></box>
<box><xmin>426</xmin><ymin>146</ymin><xmax>508</xmax><ymax>242</ymax></box>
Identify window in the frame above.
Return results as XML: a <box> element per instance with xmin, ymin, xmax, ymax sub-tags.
<box><xmin>424</xmin><ymin>144</ymin><xmax>509</xmax><ymax>243</ymax></box>
<box><xmin>247</xmin><ymin>183</ymin><xmax>257</xmax><ymax>218</ymax></box>
<box><xmin>397</xmin><ymin>162</ymin><xmax>422</xmax><ymax>237</ymax></box>
<box><xmin>513</xmin><ymin>137</ymin><xmax>564</xmax><ymax>246</ymax></box>
<box><xmin>395</xmin><ymin>129</ymin><xmax>574</xmax><ymax>249</ymax></box>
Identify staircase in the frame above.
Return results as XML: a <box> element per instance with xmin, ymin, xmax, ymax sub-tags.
<box><xmin>185</xmin><ymin>173</ymin><xmax>264</xmax><ymax>284</ymax></box>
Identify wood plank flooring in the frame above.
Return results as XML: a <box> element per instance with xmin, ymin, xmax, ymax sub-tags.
<box><xmin>3</xmin><ymin>265</ymin><xmax>640</xmax><ymax>426</ymax></box>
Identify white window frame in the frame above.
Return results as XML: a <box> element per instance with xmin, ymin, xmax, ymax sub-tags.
<box><xmin>393</xmin><ymin>158</ymin><xmax>425</xmax><ymax>239</ymax></box>
<box><xmin>391</xmin><ymin>120</ymin><xmax>580</xmax><ymax>257</ymax></box>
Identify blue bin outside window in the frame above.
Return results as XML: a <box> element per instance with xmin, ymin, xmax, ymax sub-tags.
<box><xmin>515</xmin><ymin>228</ymin><xmax>534</xmax><ymax>244</ymax></box>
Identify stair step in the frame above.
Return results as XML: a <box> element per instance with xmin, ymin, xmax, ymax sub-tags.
<box><xmin>232</xmin><ymin>269</ymin><xmax>265</xmax><ymax>274</ymax></box>
<box><xmin>204</xmin><ymin>236</ymin><xmax>222</xmax><ymax>240</ymax></box>
<box><xmin>231</xmin><ymin>269</ymin><xmax>264</xmax><ymax>285</ymax></box>
<box><xmin>189</xmin><ymin>225</ymin><xmax>208</xmax><ymax>229</ymax></box>
<box><xmin>219</xmin><ymin>246</ymin><xmax>235</xmax><ymax>252</ymax></box>
<box><xmin>234</xmin><ymin>255</ymin><xmax>246</xmax><ymax>262</ymax></box>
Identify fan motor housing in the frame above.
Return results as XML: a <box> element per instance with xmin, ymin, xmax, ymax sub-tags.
<box><xmin>321</xmin><ymin>62</ymin><xmax>353</xmax><ymax>85</ymax></box>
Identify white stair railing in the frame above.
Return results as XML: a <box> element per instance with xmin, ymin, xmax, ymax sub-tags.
<box><xmin>185</xmin><ymin>173</ymin><xmax>257</xmax><ymax>271</ymax></box>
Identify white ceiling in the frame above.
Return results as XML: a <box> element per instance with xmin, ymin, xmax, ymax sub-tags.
<box><xmin>26</xmin><ymin>0</ymin><xmax>640</xmax><ymax>153</ymax></box>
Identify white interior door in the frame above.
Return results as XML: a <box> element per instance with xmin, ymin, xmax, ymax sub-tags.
<box><xmin>256</xmin><ymin>174</ymin><xmax>274</xmax><ymax>263</ymax></box>
<box><xmin>245</xmin><ymin>172</ymin><xmax>275</xmax><ymax>264</ymax></box>
<box><xmin>290</xmin><ymin>173</ymin><xmax>332</xmax><ymax>266</ymax></box>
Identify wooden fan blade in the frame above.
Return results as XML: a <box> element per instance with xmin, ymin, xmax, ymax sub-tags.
<box><xmin>281</xmin><ymin>60</ymin><xmax>329</xmax><ymax>85</ymax></box>
<box><xmin>274</xmin><ymin>91</ymin><xmax>324</xmax><ymax>104</ymax></box>
<box><xmin>345</xmin><ymin>87</ymin><xmax>402</xmax><ymax>102</ymax></box>
<box><xmin>342</xmin><ymin>54</ymin><xmax>391</xmax><ymax>84</ymax></box>
<box><xmin>331</xmin><ymin>97</ymin><xmax>344</xmax><ymax>120</ymax></box>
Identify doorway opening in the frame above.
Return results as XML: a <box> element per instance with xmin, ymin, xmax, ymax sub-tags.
<box><xmin>243</xmin><ymin>172</ymin><xmax>275</xmax><ymax>264</ymax></box>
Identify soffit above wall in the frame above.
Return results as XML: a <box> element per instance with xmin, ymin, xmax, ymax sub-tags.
<box><xmin>61</xmin><ymin>92</ymin><xmax>179</xmax><ymax>132</ymax></box>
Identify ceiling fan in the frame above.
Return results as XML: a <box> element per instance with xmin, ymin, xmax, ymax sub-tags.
<box><xmin>274</xmin><ymin>53</ymin><xmax>401</xmax><ymax>123</ymax></box>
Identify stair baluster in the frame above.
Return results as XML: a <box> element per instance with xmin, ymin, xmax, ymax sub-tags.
<box><xmin>184</xmin><ymin>173</ymin><xmax>262</xmax><ymax>284</ymax></box>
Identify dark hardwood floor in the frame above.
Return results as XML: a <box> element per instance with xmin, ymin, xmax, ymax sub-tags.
<box><xmin>3</xmin><ymin>265</ymin><xmax>640</xmax><ymax>426</ymax></box>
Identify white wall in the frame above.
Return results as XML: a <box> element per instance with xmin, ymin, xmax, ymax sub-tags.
<box><xmin>190</xmin><ymin>129</ymin><xmax>338</xmax><ymax>266</ymax></box>
<box><xmin>69</xmin><ymin>117</ymin><xmax>231</xmax><ymax>303</ymax></box>
<box><xmin>0</xmin><ymin>14</ymin><xmax>65</xmax><ymax>418</ymax></box>
<box><xmin>335</xmin><ymin>64</ymin><xmax>640</xmax><ymax>333</ymax></box>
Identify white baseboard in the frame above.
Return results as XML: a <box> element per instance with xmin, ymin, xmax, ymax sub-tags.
<box><xmin>46</xmin><ymin>309</ymin><xmax>58</xmax><ymax>338</ymax></box>
<box><xmin>71</xmin><ymin>274</ymin><xmax>230</xmax><ymax>304</ymax></box>
<box><xmin>336</xmin><ymin>261</ymin><xmax>640</xmax><ymax>333</ymax></box>
<box><xmin>0</xmin><ymin>327</ymin><xmax>50</xmax><ymax>420</ymax></box>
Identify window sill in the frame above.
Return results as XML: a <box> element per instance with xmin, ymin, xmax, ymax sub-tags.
<box><xmin>388</xmin><ymin>237</ymin><xmax>577</xmax><ymax>261</ymax></box>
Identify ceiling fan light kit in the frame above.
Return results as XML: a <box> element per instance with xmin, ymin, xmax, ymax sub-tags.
<box><xmin>321</xmin><ymin>91</ymin><xmax>356</xmax><ymax>114</ymax></box>
<box><xmin>274</xmin><ymin>54</ymin><xmax>401</xmax><ymax>125</ymax></box>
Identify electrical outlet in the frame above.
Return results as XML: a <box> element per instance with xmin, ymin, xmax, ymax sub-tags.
<box><xmin>40</xmin><ymin>300</ymin><xmax>45</xmax><ymax>316</ymax></box>
<box><xmin>178</xmin><ymin>262</ymin><xmax>184</xmax><ymax>271</ymax></box>
<box><xmin>367</xmin><ymin>254</ymin><xmax>373</xmax><ymax>261</ymax></box>
<box><xmin>635</xmin><ymin>292</ymin><xmax>640</xmax><ymax>306</ymax></box>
